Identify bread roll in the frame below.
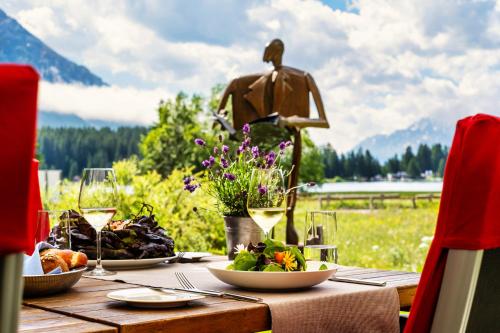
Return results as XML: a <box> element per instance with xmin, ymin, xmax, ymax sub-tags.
<box><xmin>40</xmin><ymin>253</ymin><xmax>69</xmax><ymax>273</ymax></box>
<box><xmin>40</xmin><ymin>249</ymin><xmax>88</xmax><ymax>270</ymax></box>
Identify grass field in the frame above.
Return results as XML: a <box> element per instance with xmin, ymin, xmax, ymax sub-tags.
<box><xmin>275</xmin><ymin>196</ymin><xmax>439</xmax><ymax>273</ymax></box>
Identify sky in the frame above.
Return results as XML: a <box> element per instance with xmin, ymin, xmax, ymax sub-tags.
<box><xmin>2</xmin><ymin>0</ymin><xmax>500</xmax><ymax>151</ymax></box>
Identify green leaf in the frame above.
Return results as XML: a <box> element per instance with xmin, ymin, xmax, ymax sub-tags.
<box><xmin>226</xmin><ymin>263</ymin><xmax>235</xmax><ymax>270</ymax></box>
<box><xmin>289</xmin><ymin>246</ymin><xmax>307</xmax><ymax>271</ymax></box>
<box><xmin>233</xmin><ymin>251</ymin><xmax>258</xmax><ymax>271</ymax></box>
<box><xmin>263</xmin><ymin>238</ymin><xmax>286</xmax><ymax>257</ymax></box>
<box><xmin>263</xmin><ymin>263</ymin><xmax>285</xmax><ymax>272</ymax></box>
<box><xmin>319</xmin><ymin>263</ymin><xmax>328</xmax><ymax>271</ymax></box>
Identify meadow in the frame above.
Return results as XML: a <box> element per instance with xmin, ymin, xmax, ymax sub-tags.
<box><xmin>277</xmin><ymin>197</ymin><xmax>438</xmax><ymax>273</ymax></box>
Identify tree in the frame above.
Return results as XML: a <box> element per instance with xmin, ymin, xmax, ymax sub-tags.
<box><xmin>437</xmin><ymin>158</ymin><xmax>446</xmax><ymax>177</ymax></box>
<box><xmin>384</xmin><ymin>154</ymin><xmax>400</xmax><ymax>174</ymax></box>
<box><xmin>431</xmin><ymin>144</ymin><xmax>444</xmax><ymax>171</ymax></box>
<box><xmin>407</xmin><ymin>158</ymin><xmax>421</xmax><ymax>178</ymax></box>
<box><xmin>140</xmin><ymin>93</ymin><xmax>209</xmax><ymax>177</ymax></box>
<box><xmin>401</xmin><ymin>146</ymin><xmax>414</xmax><ymax>171</ymax></box>
<box><xmin>416</xmin><ymin>144</ymin><xmax>432</xmax><ymax>172</ymax></box>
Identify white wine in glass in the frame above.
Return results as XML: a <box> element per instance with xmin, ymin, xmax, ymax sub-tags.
<box><xmin>79</xmin><ymin>168</ymin><xmax>118</xmax><ymax>276</ymax></box>
<box><xmin>247</xmin><ymin>169</ymin><xmax>286</xmax><ymax>239</ymax></box>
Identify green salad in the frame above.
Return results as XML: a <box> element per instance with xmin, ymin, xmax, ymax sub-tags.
<box><xmin>227</xmin><ymin>239</ymin><xmax>307</xmax><ymax>272</ymax></box>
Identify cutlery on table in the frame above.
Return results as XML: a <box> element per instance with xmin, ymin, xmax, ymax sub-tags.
<box><xmin>175</xmin><ymin>272</ymin><xmax>262</xmax><ymax>303</ymax></box>
<box><xmin>329</xmin><ymin>276</ymin><xmax>387</xmax><ymax>287</ymax></box>
<box><xmin>174</xmin><ymin>251</ymin><xmax>186</xmax><ymax>263</ymax></box>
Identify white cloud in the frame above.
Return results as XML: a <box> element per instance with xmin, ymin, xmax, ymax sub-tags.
<box><xmin>38</xmin><ymin>82</ymin><xmax>171</xmax><ymax>125</ymax></box>
<box><xmin>4</xmin><ymin>0</ymin><xmax>500</xmax><ymax>151</ymax></box>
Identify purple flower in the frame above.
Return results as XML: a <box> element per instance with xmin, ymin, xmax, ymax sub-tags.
<box><xmin>242</xmin><ymin>123</ymin><xmax>250</xmax><ymax>134</ymax></box>
<box><xmin>202</xmin><ymin>156</ymin><xmax>215</xmax><ymax>168</ymax></box>
<box><xmin>242</xmin><ymin>137</ymin><xmax>251</xmax><ymax>148</ymax></box>
<box><xmin>251</xmin><ymin>146</ymin><xmax>260</xmax><ymax>158</ymax></box>
<box><xmin>183</xmin><ymin>176</ymin><xmax>193</xmax><ymax>185</ymax></box>
<box><xmin>194</xmin><ymin>138</ymin><xmax>206</xmax><ymax>146</ymax></box>
<box><xmin>224</xmin><ymin>173</ymin><xmax>236</xmax><ymax>181</ymax></box>
<box><xmin>286</xmin><ymin>140</ymin><xmax>292</xmax><ymax>147</ymax></box>
<box><xmin>222</xmin><ymin>145</ymin><xmax>229</xmax><ymax>154</ymax></box>
<box><xmin>266</xmin><ymin>151</ymin><xmax>276</xmax><ymax>167</ymax></box>
<box><xmin>213</xmin><ymin>147</ymin><xmax>219</xmax><ymax>154</ymax></box>
<box><xmin>237</xmin><ymin>145</ymin><xmax>244</xmax><ymax>154</ymax></box>
<box><xmin>258</xmin><ymin>184</ymin><xmax>267</xmax><ymax>195</ymax></box>
<box><xmin>220</xmin><ymin>157</ymin><xmax>229</xmax><ymax>168</ymax></box>
<box><xmin>279</xmin><ymin>141</ymin><xmax>286</xmax><ymax>150</ymax></box>
<box><xmin>183</xmin><ymin>183</ymin><xmax>199</xmax><ymax>193</ymax></box>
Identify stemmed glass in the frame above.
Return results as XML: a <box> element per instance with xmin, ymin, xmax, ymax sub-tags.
<box><xmin>37</xmin><ymin>210</ymin><xmax>72</xmax><ymax>249</ymax></box>
<box><xmin>78</xmin><ymin>168</ymin><xmax>118</xmax><ymax>276</ymax></box>
<box><xmin>247</xmin><ymin>168</ymin><xmax>286</xmax><ymax>239</ymax></box>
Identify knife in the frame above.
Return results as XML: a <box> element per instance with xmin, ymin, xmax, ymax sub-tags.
<box><xmin>115</xmin><ymin>280</ymin><xmax>263</xmax><ymax>303</ymax></box>
<box><xmin>329</xmin><ymin>276</ymin><xmax>387</xmax><ymax>287</ymax></box>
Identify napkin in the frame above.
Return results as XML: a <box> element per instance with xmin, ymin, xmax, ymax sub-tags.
<box><xmin>23</xmin><ymin>242</ymin><xmax>62</xmax><ymax>276</ymax></box>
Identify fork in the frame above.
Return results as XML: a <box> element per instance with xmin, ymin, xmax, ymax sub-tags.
<box><xmin>175</xmin><ymin>272</ymin><xmax>262</xmax><ymax>303</ymax></box>
<box><xmin>172</xmin><ymin>251</ymin><xmax>185</xmax><ymax>263</ymax></box>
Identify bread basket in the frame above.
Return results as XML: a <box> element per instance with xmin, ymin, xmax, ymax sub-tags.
<box><xmin>23</xmin><ymin>267</ymin><xmax>86</xmax><ymax>297</ymax></box>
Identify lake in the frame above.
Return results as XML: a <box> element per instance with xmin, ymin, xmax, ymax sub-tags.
<box><xmin>308</xmin><ymin>181</ymin><xmax>443</xmax><ymax>193</ymax></box>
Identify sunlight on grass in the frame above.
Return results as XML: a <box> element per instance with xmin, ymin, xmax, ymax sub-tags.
<box><xmin>276</xmin><ymin>198</ymin><xmax>438</xmax><ymax>272</ymax></box>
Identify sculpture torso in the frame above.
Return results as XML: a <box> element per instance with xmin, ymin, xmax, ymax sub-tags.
<box><xmin>231</xmin><ymin>66</ymin><xmax>312</xmax><ymax>130</ymax></box>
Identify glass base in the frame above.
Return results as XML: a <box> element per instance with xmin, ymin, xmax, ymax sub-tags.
<box><xmin>84</xmin><ymin>267</ymin><xmax>116</xmax><ymax>276</ymax></box>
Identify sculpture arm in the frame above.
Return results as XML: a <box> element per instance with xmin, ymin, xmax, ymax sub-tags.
<box><xmin>217</xmin><ymin>79</ymin><xmax>237</xmax><ymax>114</ymax></box>
<box><xmin>279</xmin><ymin>73</ymin><xmax>330</xmax><ymax>129</ymax></box>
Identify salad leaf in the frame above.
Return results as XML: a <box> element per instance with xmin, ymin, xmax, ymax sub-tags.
<box><xmin>263</xmin><ymin>239</ymin><xmax>286</xmax><ymax>258</ymax></box>
<box><xmin>263</xmin><ymin>264</ymin><xmax>285</xmax><ymax>272</ymax></box>
<box><xmin>319</xmin><ymin>263</ymin><xmax>328</xmax><ymax>271</ymax></box>
<box><xmin>226</xmin><ymin>263</ymin><xmax>235</xmax><ymax>270</ymax></box>
<box><xmin>234</xmin><ymin>251</ymin><xmax>257</xmax><ymax>271</ymax></box>
<box><xmin>289</xmin><ymin>246</ymin><xmax>307</xmax><ymax>271</ymax></box>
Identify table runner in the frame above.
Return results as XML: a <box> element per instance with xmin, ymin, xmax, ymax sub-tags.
<box><xmin>89</xmin><ymin>260</ymin><xmax>399</xmax><ymax>333</ymax></box>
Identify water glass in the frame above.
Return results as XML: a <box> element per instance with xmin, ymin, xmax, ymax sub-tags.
<box><xmin>303</xmin><ymin>211</ymin><xmax>338</xmax><ymax>264</ymax></box>
<box><xmin>38</xmin><ymin>210</ymin><xmax>72</xmax><ymax>249</ymax></box>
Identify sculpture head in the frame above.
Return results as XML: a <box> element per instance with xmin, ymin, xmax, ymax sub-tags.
<box><xmin>263</xmin><ymin>38</ymin><xmax>284</xmax><ymax>68</ymax></box>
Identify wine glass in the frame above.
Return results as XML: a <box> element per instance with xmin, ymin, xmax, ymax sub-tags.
<box><xmin>78</xmin><ymin>168</ymin><xmax>118</xmax><ymax>276</ymax></box>
<box><xmin>247</xmin><ymin>168</ymin><xmax>286</xmax><ymax>239</ymax></box>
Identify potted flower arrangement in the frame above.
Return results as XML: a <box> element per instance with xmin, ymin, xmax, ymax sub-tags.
<box><xmin>183</xmin><ymin>124</ymin><xmax>292</xmax><ymax>259</ymax></box>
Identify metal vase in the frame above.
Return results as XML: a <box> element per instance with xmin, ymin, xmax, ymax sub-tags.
<box><xmin>224</xmin><ymin>216</ymin><xmax>263</xmax><ymax>260</ymax></box>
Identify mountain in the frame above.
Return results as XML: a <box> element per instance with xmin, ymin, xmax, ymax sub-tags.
<box><xmin>0</xmin><ymin>8</ymin><xmax>106</xmax><ymax>86</ymax></box>
<box><xmin>353</xmin><ymin>118</ymin><xmax>454</xmax><ymax>161</ymax></box>
<box><xmin>38</xmin><ymin>111</ymin><xmax>140</xmax><ymax>129</ymax></box>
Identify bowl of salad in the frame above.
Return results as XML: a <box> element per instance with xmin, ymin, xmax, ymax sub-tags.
<box><xmin>207</xmin><ymin>239</ymin><xmax>337</xmax><ymax>290</ymax></box>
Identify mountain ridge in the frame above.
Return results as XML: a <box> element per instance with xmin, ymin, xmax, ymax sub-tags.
<box><xmin>0</xmin><ymin>8</ymin><xmax>106</xmax><ymax>86</ymax></box>
<box><xmin>353</xmin><ymin>118</ymin><xmax>454</xmax><ymax>161</ymax></box>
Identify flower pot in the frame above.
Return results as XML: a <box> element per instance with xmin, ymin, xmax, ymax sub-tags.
<box><xmin>224</xmin><ymin>216</ymin><xmax>263</xmax><ymax>260</ymax></box>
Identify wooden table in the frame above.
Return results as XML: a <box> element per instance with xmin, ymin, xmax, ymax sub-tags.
<box><xmin>21</xmin><ymin>261</ymin><xmax>419</xmax><ymax>333</ymax></box>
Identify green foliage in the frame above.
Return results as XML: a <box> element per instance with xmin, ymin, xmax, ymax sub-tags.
<box><xmin>38</xmin><ymin>127</ymin><xmax>147</xmax><ymax>178</ymax></box>
<box><xmin>139</xmin><ymin>93</ymin><xmax>213</xmax><ymax>177</ymax></box>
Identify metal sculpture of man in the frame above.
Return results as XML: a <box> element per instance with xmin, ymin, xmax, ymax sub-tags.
<box><xmin>216</xmin><ymin>38</ymin><xmax>329</xmax><ymax>245</ymax></box>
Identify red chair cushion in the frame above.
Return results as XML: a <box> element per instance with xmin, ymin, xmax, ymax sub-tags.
<box><xmin>0</xmin><ymin>64</ymin><xmax>39</xmax><ymax>255</ymax></box>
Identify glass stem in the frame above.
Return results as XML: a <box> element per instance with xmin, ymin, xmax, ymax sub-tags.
<box><xmin>96</xmin><ymin>230</ymin><xmax>102</xmax><ymax>270</ymax></box>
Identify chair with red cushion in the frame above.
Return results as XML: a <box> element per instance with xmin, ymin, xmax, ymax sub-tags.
<box><xmin>0</xmin><ymin>64</ymin><xmax>39</xmax><ymax>333</ymax></box>
<box><xmin>403</xmin><ymin>114</ymin><xmax>500</xmax><ymax>333</ymax></box>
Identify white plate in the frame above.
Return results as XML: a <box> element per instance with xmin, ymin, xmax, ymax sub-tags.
<box><xmin>88</xmin><ymin>256</ymin><xmax>177</xmax><ymax>270</ymax></box>
<box><xmin>107</xmin><ymin>288</ymin><xmax>205</xmax><ymax>308</ymax></box>
<box><xmin>178</xmin><ymin>252</ymin><xmax>212</xmax><ymax>262</ymax></box>
<box><xmin>207</xmin><ymin>261</ymin><xmax>337</xmax><ymax>290</ymax></box>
